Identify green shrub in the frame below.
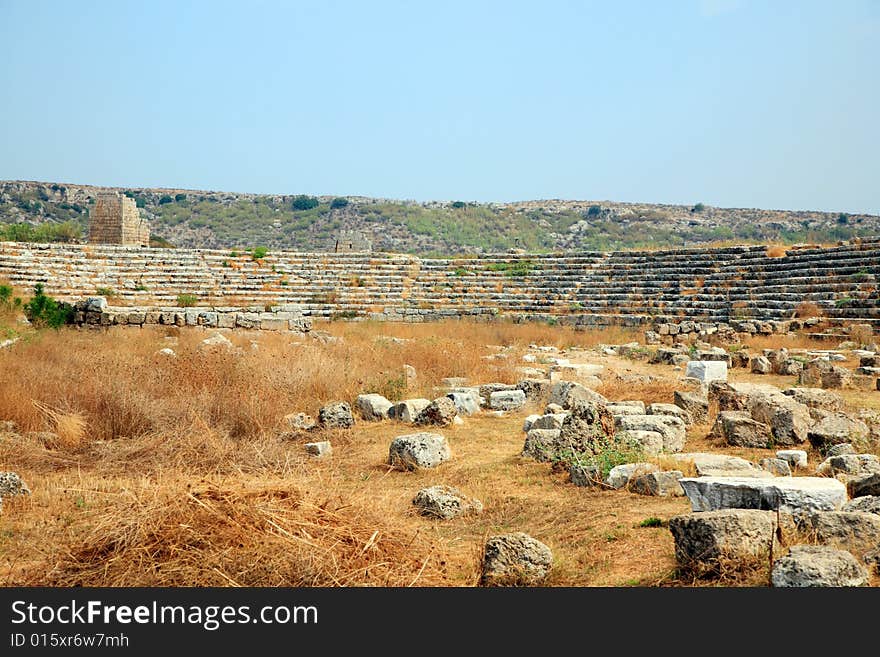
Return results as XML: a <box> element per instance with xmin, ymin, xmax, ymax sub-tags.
<box><xmin>638</xmin><ymin>517</ymin><xmax>665</xmax><ymax>528</ymax></box>
<box><xmin>251</xmin><ymin>246</ymin><xmax>268</xmax><ymax>260</ymax></box>
<box><xmin>330</xmin><ymin>197</ymin><xmax>349</xmax><ymax>209</ymax></box>
<box><xmin>134</xmin><ymin>282</ymin><xmax>149</xmax><ymax>292</ymax></box>
<box><xmin>452</xmin><ymin>267</ymin><xmax>468</xmax><ymax>276</ymax></box>
<box><xmin>95</xmin><ymin>287</ymin><xmax>116</xmax><ymax>297</ymax></box>
<box><xmin>450</xmin><ymin>201</ymin><xmax>467</xmax><ymax>209</ymax></box>
<box><xmin>587</xmin><ymin>205</ymin><xmax>601</xmax><ymax>216</ymax></box>
<box><xmin>159</xmin><ymin>195</ymin><xmax>174</xmax><ymax>205</ymax></box>
<box><xmin>837</xmin><ymin>213</ymin><xmax>849</xmax><ymax>225</ymax></box>
<box><xmin>24</xmin><ymin>284</ymin><xmax>73</xmax><ymax>328</ymax></box>
<box><xmin>692</xmin><ymin>202</ymin><xmax>706</xmax><ymax>213</ymax></box>
<box><xmin>174</xmin><ymin>193</ymin><xmax>187</xmax><ymax>202</ymax></box>
<box><xmin>176</xmin><ymin>293</ymin><xmax>198</xmax><ymax>307</ymax></box>
<box><xmin>292</xmin><ymin>195</ymin><xmax>319</xmax><ymax>211</ymax></box>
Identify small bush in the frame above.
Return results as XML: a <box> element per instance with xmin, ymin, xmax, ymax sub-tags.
<box><xmin>96</xmin><ymin>287</ymin><xmax>116</xmax><ymax>297</ymax></box>
<box><xmin>638</xmin><ymin>517</ymin><xmax>665</xmax><ymax>528</ymax></box>
<box><xmin>24</xmin><ymin>284</ymin><xmax>73</xmax><ymax>328</ymax></box>
<box><xmin>176</xmin><ymin>293</ymin><xmax>198</xmax><ymax>307</ymax></box>
<box><xmin>158</xmin><ymin>195</ymin><xmax>173</xmax><ymax>205</ymax></box>
<box><xmin>251</xmin><ymin>246</ymin><xmax>268</xmax><ymax>260</ymax></box>
<box><xmin>837</xmin><ymin>213</ymin><xmax>849</xmax><ymax>225</ymax></box>
<box><xmin>174</xmin><ymin>193</ymin><xmax>187</xmax><ymax>202</ymax></box>
<box><xmin>692</xmin><ymin>202</ymin><xmax>706</xmax><ymax>213</ymax></box>
<box><xmin>452</xmin><ymin>267</ymin><xmax>468</xmax><ymax>277</ymax></box>
<box><xmin>587</xmin><ymin>205</ymin><xmax>601</xmax><ymax>216</ymax></box>
<box><xmin>450</xmin><ymin>201</ymin><xmax>467</xmax><ymax>209</ymax></box>
<box><xmin>330</xmin><ymin>197</ymin><xmax>349</xmax><ymax>209</ymax></box>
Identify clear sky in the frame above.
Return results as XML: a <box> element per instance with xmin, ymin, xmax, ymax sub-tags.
<box><xmin>1</xmin><ymin>0</ymin><xmax>877</xmax><ymax>213</ymax></box>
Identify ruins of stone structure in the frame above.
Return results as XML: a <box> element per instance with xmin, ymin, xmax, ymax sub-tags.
<box><xmin>333</xmin><ymin>230</ymin><xmax>372</xmax><ymax>253</ymax></box>
<box><xmin>88</xmin><ymin>192</ymin><xmax>150</xmax><ymax>246</ymax></box>
<box><xmin>1</xmin><ymin>240</ymin><xmax>878</xmax><ymax>329</ymax></box>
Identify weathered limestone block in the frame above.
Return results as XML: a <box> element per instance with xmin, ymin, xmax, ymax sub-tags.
<box><xmin>355</xmin><ymin>394</ymin><xmax>393</xmax><ymax>421</ymax></box>
<box><xmin>480</xmin><ymin>533</ymin><xmax>553</xmax><ymax>586</ymax></box>
<box><xmin>412</xmin><ymin>485</ymin><xmax>483</xmax><ymax>519</ymax></box>
<box><xmin>388</xmin><ymin>432</ymin><xmax>451</xmax><ymax>470</ymax></box>
<box><xmin>771</xmin><ymin>545</ymin><xmax>869</xmax><ymax>587</ymax></box>
<box><xmin>669</xmin><ymin>509</ymin><xmax>778</xmax><ymax>571</ymax></box>
<box><xmin>685</xmin><ymin>360</ymin><xmax>728</xmax><ymax>383</ymax></box>
<box><xmin>679</xmin><ymin>476</ymin><xmax>847</xmax><ymax>513</ymax></box>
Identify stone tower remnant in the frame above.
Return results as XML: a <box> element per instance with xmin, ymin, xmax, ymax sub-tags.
<box><xmin>333</xmin><ymin>229</ymin><xmax>372</xmax><ymax>253</ymax></box>
<box><xmin>88</xmin><ymin>192</ymin><xmax>150</xmax><ymax>246</ymax></box>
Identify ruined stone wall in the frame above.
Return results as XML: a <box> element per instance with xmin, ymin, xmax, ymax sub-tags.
<box><xmin>89</xmin><ymin>193</ymin><xmax>149</xmax><ymax>246</ymax></box>
<box><xmin>2</xmin><ymin>239</ymin><xmax>879</xmax><ymax>328</ymax></box>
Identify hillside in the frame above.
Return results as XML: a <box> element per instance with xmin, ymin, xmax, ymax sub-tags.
<box><xmin>1</xmin><ymin>180</ymin><xmax>878</xmax><ymax>254</ymax></box>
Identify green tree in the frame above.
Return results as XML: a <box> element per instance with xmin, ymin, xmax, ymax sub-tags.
<box><xmin>330</xmin><ymin>197</ymin><xmax>349</xmax><ymax>209</ymax></box>
<box><xmin>292</xmin><ymin>195</ymin><xmax>319</xmax><ymax>211</ymax></box>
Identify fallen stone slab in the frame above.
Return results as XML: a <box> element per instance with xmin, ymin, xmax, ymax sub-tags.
<box><xmin>678</xmin><ymin>476</ymin><xmax>847</xmax><ymax>513</ymax></box>
<box><xmin>710</xmin><ymin>411</ymin><xmax>773</xmax><ymax>448</ymax></box>
<box><xmin>827</xmin><ymin>443</ymin><xmax>856</xmax><ymax>457</ymax></box>
<box><xmin>531</xmin><ymin>413</ymin><xmax>567</xmax><ymax>431</ymax></box>
<box><xmin>522</xmin><ymin>414</ymin><xmax>541</xmax><ymax>433</ymax></box>
<box><xmin>760</xmin><ymin>458</ymin><xmax>792</xmax><ymax>477</ymax></box>
<box><xmin>776</xmin><ymin>449</ymin><xmax>808</xmax><ymax>470</ymax></box>
<box><xmin>751</xmin><ymin>355</ymin><xmax>772</xmax><ymax>374</ymax></box>
<box><xmin>480</xmin><ymin>532</ymin><xmax>553</xmax><ymax>586</ymax></box>
<box><xmin>685</xmin><ymin>360</ymin><xmax>728</xmax><ymax>383</ymax></box>
<box><xmin>771</xmin><ymin>545</ymin><xmax>869</xmax><ymax>587</ymax></box>
<box><xmin>605</xmin><ymin>462</ymin><xmax>659</xmax><ymax>489</ymax></box>
<box><xmin>782</xmin><ymin>388</ymin><xmax>844</xmax><ymax>412</ymax></box>
<box><xmin>614</xmin><ymin>414</ymin><xmax>685</xmax><ymax>452</ymax></box>
<box><xmin>547</xmin><ymin>381</ymin><xmax>607</xmax><ymax>409</ymax></box>
<box><xmin>388</xmin><ymin>398</ymin><xmax>431</xmax><ymax>424</ymax></box>
<box><xmin>796</xmin><ymin>511</ymin><xmax>880</xmax><ymax>553</ymax></box>
<box><xmin>414</xmin><ymin>397</ymin><xmax>458</xmax><ymax>427</ymax></box>
<box><xmin>489</xmin><ymin>389</ymin><xmax>526</xmax><ymax>411</ymax></box>
<box><xmin>412</xmin><ymin>485</ymin><xmax>483</xmax><ymax>520</ymax></box>
<box><xmin>388</xmin><ymin>433</ymin><xmax>451</xmax><ymax>470</ymax></box>
<box><xmin>628</xmin><ymin>470</ymin><xmax>684</xmax><ymax>497</ymax></box>
<box><xmin>521</xmin><ymin>428</ymin><xmax>562</xmax><ymax>462</ymax></box>
<box><xmin>848</xmin><ymin>473</ymin><xmax>880</xmax><ymax>498</ymax></box>
<box><xmin>842</xmin><ymin>496</ymin><xmax>880</xmax><ymax>515</ymax></box>
<box><xmin>615</xmin><ymin>429</ymin><xmax>663</xmax><ymax>455</ymax></box>
<box><xmin>304</xmin><ymin>441</ymin><xmax>332</xmax><ymax>457</ymax></box>
<box><xmin>673</xmin><ymin>390</ymin><xmax>709</xmax><ymax>424</ymax></box>
<box><xmin>816</xmin><ymin>453</ymin><xmax>880</xmax><ymax>478</ymax></box>
<box><xmin>318</xmin><ymin>401</ymin><xmax>355</xmax><ymax>429</ymax></box>
<box><xmin>569</xmin><ymin>463</ymin><xmax>602</xmax><ymax>487</ymax></box>
<box><xmin>807</xmin><ymin>414</ymin><xmax>869</xmax><ymax>452</ymax></box>
<box><xmin>668</xmin><ymin>509</ymin><xmax>777</xmax><ymax>572</ymax></box>
<box><xmin>447</xmin><ymin>389</ymin><xmax>481</xmax><ymax>416</ymax></box>
<box><xmin>355</xmin><ymin>393</ymin><xmax>393</xmax><ymax>421</ymax></box>
<box><xmin>670</xmin><ymin>452</ymin><xmax>763</xmax><ymax>477</ymax></box>
<box><xmin>647</xmin><ymin>403</ymin><xmax>691</xmax><ymax>424</ymax></box>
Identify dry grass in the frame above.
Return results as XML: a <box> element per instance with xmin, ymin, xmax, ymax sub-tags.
<box><xmin>765</xmin><ymin>245</ymin><xmax>788</xmax><ymax>258</ymax></box>
<box><xmin>0</xmin><ymin>320</ymin><xmax>875</xmax><ymax>588</ymax></box>
<box><xmin>793</xmin><ymin>301</ymin><xmax>823</xmax><ymax>319</ymax></box>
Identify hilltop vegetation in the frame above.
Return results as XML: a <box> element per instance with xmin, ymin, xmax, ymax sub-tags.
<box><xmin>1</xmin><ymin>180</ymin><xmax>877</xmax><ymax>254</ymax></box>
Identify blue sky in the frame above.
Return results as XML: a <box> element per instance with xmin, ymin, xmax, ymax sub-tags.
<box><xmin>1</xmin><ymin>1</ymin><xmax>877</xmax><ymax>213</ymax></box>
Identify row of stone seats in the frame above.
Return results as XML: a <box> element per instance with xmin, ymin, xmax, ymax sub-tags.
<box><xmin>2</xmin><ymin>241</ymin><xmax>878</xmax><ymax>325</ymax></box>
